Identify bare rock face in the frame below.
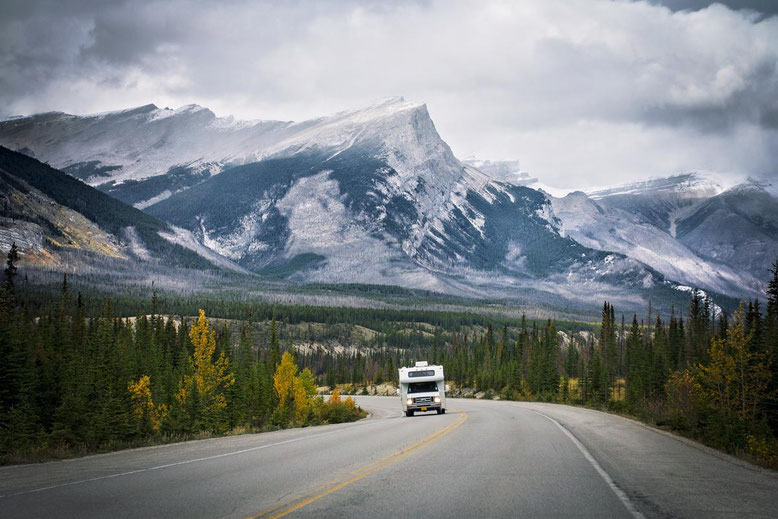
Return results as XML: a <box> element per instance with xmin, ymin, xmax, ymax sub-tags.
<box><xmin>0</xmin><ymin>217</ymin><xmax>44</xmax><ymax>253</ymax></box>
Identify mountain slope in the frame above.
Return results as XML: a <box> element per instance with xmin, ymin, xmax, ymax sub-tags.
<box><xmin>550</xmin><ymin>190</ymin><xmax>761</xmax><ymax>296</ymax></box>
<box><xmin>676</xmin><ymin>181</ymin><xmax>778</xmax><ymax>280</ymax></box>
<box><xmin>587</xmin><ymin>173</ymin><xmax>724</xmax><ymax>233</ymax></box>
<box><xmin>545</xmin><ymin>173</ymin><xmax>777</xmax><ymax>298</ymax></box>
<box><xmin>0</xmin><ymin>146</ymin><xmax>238</xmax><ymax>270</ymax></box>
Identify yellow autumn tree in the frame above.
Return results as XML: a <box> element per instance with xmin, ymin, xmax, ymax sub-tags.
<box><xmin>128</xmin><ymin>375</ymin><xmax>168</xmax><ymax>434</ymax></box>
<box><xmin>273</xmin><ymin>352</ymin><xmax>318</xmax><ymax>424</ymax></box>
<box><xmin>177</xmin><ymin>309</ymin><xmax>234</xmax><ymax>429</ymax></box>
<box><xmin>322</xmin><ymin>387</ymin><xmax>364</xmax><ymax>424</ymax></box>
<box><xmin>273</xmin><ymin>351</ymin><xmax>298</xmax><ymax>411</ymax></box>
<box><xmin>328</xmin><ymin>387</ymin><xmax>341</xmax><ymax>405</ymax></box>
<box><xmin>697</xmin><ymin>303</ymin><xmax>771</xmax><ymax>421</ymax></box>
<box><xmin>293</xmin><ymin>368</ymin><xmax>317</xmax><ymax>421</ymax></box>
<box><xmin>272</xmin><ymin>353</ymin><xmax>362</xmax><ymax>425</ymax></box>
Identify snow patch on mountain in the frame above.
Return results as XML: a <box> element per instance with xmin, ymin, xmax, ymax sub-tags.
<box><xmin>586</xmin><ymin>173</ymin><xmax>725</xmax><ymax>200</ymax></box>
<box><xmin>277</xmin><ymin>171</ymin><xmax>360</xmax><ymax>253</ymax></box>
<box><xmin>136</xmin><ymin>190</ymin><xmax>174</xmax><ymax>209</ymax></box>
<box><xmin>274</xmin><ymin>170</ymin><xmax>448</xmax><ymax>289</ymax></box>
<box><xmin>158</xmin><ymin>225</ymin><xmax>251</xmax><ymax>273</ymax></box>
<box><xmin>198</xmin><ymin>198</ymin><xmax>274</xmax><ymax>261</ymax></box>
<box><xmin>122</xmin><ymin>227</ymin><xmax>151</xmax><ymax>261</ymax></box>
<box><xmin>534</xmin><ymin>199</ymin><xmax>559</xmax><ymax>232</ymax></box>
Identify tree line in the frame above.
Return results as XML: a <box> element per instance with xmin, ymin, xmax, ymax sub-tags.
<box><xmin>1</xmin><ymin>240</ymin><xmax>776</xmax><ymax>464</ymax></box>
<box><xmin>0</xmin><ymin>244</ymin><xmax>363</xmax><ymax>461</ymax></box>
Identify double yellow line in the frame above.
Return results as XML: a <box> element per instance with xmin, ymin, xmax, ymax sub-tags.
<box><xmin>249</xmin><ymin>410</ymin><xmax>468</xmax><ymax>519</ymax></box>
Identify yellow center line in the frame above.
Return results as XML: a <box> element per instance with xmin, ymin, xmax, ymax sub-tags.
<box><xmin>247</xmin><ymin>410</ymin><xmax>468</xmax><ymax>519</ymax></box>
<box><xmin>247</xmin><ymin>477</ymin><xmax>345</xmax><ymax>518</ymax></box>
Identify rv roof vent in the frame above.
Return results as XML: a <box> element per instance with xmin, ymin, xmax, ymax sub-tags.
<box><xmin>415</xmin><ymin>361</ymin><xmax>429</xmax><ymax>367</ymax></box>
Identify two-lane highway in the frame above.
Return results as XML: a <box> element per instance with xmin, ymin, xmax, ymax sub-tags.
<box><xmin>1</xmin><ymin>397</ymin><xmax>777</xmax><ymax>518</ymax></box>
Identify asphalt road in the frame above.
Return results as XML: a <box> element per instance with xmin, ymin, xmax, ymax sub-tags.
<box><xmin>1</xmin><ymin>397</ymin><xmax>777</xmax><ymax>518</ymax></box>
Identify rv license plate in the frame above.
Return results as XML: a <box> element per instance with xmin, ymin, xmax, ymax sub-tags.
<box><xmin>421</xmin><ymin>407</ymin><xmax>427</xmax><ymax>411</ymax></box>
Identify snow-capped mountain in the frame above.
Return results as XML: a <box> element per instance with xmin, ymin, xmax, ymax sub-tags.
<box><xmin>0</xmin><ymin>99</ymin><xmax>772</xmax><ymax>307</ymax></box>
<box><xmin>548</xmin><ymin>174</ymin><xmax>775</xmax><ymax>297</ymax></box>
<box><xmin>550</xmin><ymin>190</ymin><xmax>761</xmax><ymax>297</ymax></box>
<box><xmin>142</xmin><ymin>99</ymin><xmax>660</xmax><ymax>302</ymax></box>
<box><xmin>586</xmin><ymin>173</ymin><xmax>724</xmax><ymax>200</ymax></box>
<box><xmin>586</xmin><ymin>173</ymin><xmax>724</xmax><ymax>232</ymax></box>
<box><xmin>0</xmin><ymin>98</ymin><xmax>463</xmax><ymax>209</ymax></box>
<box><xmin>674</xmin><ymin>180</ymin><xmax>778</xmax><ymax>282</ymax></box>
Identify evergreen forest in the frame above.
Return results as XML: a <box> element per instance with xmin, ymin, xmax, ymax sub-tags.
<box><xmin>1</xmin><ymin>243</ymin><xmax>776</xmax><ymax>466</ymax></box>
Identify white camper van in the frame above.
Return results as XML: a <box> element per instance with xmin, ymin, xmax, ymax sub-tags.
<box><xmin>398</xmin><ymin>361</ymin><xmax>448</xmax><ymax>417</ymax></box>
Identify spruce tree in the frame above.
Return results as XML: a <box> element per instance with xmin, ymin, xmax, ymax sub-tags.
<box><xmin>587</xmin><ymin>343</ymin><xmax>602</xmax><ymax>404</ymax></box>
<box><xmin>2</xmin><ymin>242</ymin><xmax>19</xmax><ymax>296</ymax></box>
<box><xmin>764</xmin><ymin>261</ymin><xmax>778</xmax><ymax>430</ymax></box>
<box><xmin>601</xmin><ymin>302</ymin><xmax>618</xmax><ymax>400</ymax></box>
<box><xmin>269</xmin><ymin>316</ymin><xmax>281</xmax><ymax>369</ymax></box>
<box><xmin>625</xmin><ymin>315</ymin><xmax>644</xmax><ymax>408</ymax></box>
<box><xmin>686</xmin><ymin>290</ymin><xmax>704</xmax><ymax>366</ymax></box>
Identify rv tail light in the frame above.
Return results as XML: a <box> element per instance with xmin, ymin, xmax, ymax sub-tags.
<box><xmin>434</xmin><ymin>396</ymin><xmax>441</xmax><ymax>403</ymax></box>
<box><xmin>406</xmin><ymin>398</ymin><xmax>413</xmax><ymax>406</ymax></box>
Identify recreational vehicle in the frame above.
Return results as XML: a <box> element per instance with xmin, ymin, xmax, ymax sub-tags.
<box><xmin>398</xmin><ymin>361</ymin><xmax>448</xmax><ymax>416</ymax></box>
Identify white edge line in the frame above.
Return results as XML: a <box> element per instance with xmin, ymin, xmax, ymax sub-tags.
<box><xmin>526</xmin><ymin>408</ymin><xmax>645</xmax><ymax>519</ymax></box>
<box><xmin>0</xmin><ymin>417</ymin><xmax>390</xmax><ymax>499</ymax></box>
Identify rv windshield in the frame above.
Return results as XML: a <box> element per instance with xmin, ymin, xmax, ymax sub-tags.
<box><xmin>408</xmin><ymin>381</ymin><xmax>438</xmax><ymax>393</ymax></box>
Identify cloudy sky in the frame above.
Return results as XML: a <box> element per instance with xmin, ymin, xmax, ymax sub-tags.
<box><xmin>2</xmin><ymin>0</ymin><xmax>776</xmax><ymax>189</ymax></box>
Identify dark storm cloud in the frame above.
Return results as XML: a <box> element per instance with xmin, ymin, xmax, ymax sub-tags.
<box><xmin>642</xmin><ymin>58</ymin><xmax>778</xmax><ymax>132</ymax></box>
<box><xmin>1</xmin><ymin>0</ymin><xmax>776</xmax><ymax>187</ymax></box>
<box><xmin>649</xmin><ymin>0</ymin><xmax>778</xmax><ymax>16</ymax></box>
<box><xmin>81</xmin><ymin>7</ymin><xmax>180</xmax><ymax>65</ymax></box>
<box><xmin>0</xmin><ymin>0</ymin><xmax>128</xmax><ymax>111</ymax></box>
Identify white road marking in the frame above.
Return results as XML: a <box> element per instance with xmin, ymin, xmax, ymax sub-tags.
<box><xmin>0</xmin><ymin>418</ymin><xmax>392</xmax><ymax>499</ymax></box>
<box><xmin>525</xmin><ymin>408</ymin><xmax>645</xmax><ymax>519</ymax></box>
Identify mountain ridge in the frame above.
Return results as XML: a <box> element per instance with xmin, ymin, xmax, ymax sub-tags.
<box><xmin>0</xmin><ymin>146</ymin><xmax>246</xmax><ymax>273</ymax></box>
<box><xmin>0</xmin><ymin>99</ymin><xmax>773</xmax><ymax>306</ymax></box>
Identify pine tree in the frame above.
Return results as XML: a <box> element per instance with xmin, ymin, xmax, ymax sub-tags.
<box><xmin>269</xmin><ymin>316</ymin><xmax>281</xmax><ymax>370</ymax></box>
<box><xmin>767</xmin><ymin>262</ymin><xmax>778</xmax><ymax>343</ymax></box>
<box><xmin>579</xmin><ymin>345</ymin><xmax>589</xmax><ymax>404</ymax></box>
<box><xmin>765</xmin><ymin>261</ymin><xmax>778</xmax><ymax>431</ymax></box>
<box><xmin>587</xmin><ymin>343</ymin><xmax>603</xmax><ymax>404</ymax></box>
<box><xmin>228</xmin><ymin>316</ymin><xmax>255</xmax><ymax>427</ymax></box>
<box><xmin>248</xmin><ymin>360</ymin><xmax>271</xmax><ymax>427</ymax></box>
<box><xmin>625</xmin><ymin>315</ymin><xmax>644</xmax><ymax>407</ymax></box>
<box><xmin>686</xmin><ymin>291</ymin><xmax>700</xmax><ymax>365</ymax></box>
<box><xmin>2</xmin><ymin>242</ymin><xmax>19</xmax><ymax>296</ymax></box>
<box><xmin>746</xmin><ymin>299</ymin><xmax>764</xmax><ymax>353</ymax></box>
<box><xmin>601</xmin><ymin>302</ymin><xmax>618</xmax><ymax>399</ymax></box>
<box><xmin>497</xmin><ymin>324</ymin><xmax>507</xmax><ymax>369</ymax></box>
<box><xmin>652</xmin><ymin>314</ymin><xmax>669</xmax><ymax>397</ymax></box>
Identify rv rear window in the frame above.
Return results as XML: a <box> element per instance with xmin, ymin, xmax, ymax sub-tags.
<box><xmin>408</xmin><ymin>370</ymin><xmax>435</xmax><ymax>378</ymax></box>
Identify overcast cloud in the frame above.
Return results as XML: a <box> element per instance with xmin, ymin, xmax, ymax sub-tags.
<box><xmin>1</xmin><ymin>0</ymin><xmax>776</xmax><ymax>188</ymax></box>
